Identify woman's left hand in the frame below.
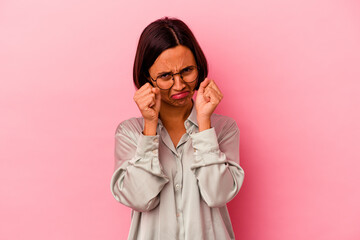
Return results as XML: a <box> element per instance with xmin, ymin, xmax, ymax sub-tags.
<box><xmin>195</xmin><ymin>78</ymin><xmax>223</xmax><ymax>131</ymax></box>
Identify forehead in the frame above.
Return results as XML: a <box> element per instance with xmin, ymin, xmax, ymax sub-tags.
<box><xmin>150</xmin><ymin>45</ymin><xmax>196</xmax><ymax>73</ymax></box>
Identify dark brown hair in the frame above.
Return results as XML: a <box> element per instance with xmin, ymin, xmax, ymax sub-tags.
<box><xmin>133</xmin><ymin>17</ymin><xmax>208</xmax><ymax>90</ymax></box>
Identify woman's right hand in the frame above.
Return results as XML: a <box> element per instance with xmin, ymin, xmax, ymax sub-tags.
<box><xmin>133</xmin><ymin>83</ymin><xmax>161</xmax><ymax>135</ymax></box>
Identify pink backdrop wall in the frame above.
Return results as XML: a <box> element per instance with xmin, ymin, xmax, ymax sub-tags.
<box><xmin>1</xmin><ymin>0</ymin><xmax>359</xmax><ymax>239</ymax></box>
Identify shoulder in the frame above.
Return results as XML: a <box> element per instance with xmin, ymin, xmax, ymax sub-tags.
<box><xmin>115</xmin><ymin>117</ymin><xmax>144</xmax><ymax>136</ymax></box>
<box><xmin>210</xmin><ymin>113</ymin><xmax>239</xmax><ymax>139</ymax></box>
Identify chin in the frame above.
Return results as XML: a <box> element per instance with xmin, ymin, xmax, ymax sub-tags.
<box><xmin>166</xmin><ymin>95</ymin><xmax>193</xmax><ymax>107</ymax></box>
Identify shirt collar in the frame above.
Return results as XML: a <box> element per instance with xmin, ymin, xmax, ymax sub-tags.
<box><xmin>186</xmin><ymin>101</ymin><xmax>198</xmax><ymax>128</ymax></box>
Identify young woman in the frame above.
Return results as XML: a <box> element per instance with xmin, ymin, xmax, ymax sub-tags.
<box><xmin>111</xmin><ymin>17</ymin><xmax>245</xmax><ymax>240</ymax></box>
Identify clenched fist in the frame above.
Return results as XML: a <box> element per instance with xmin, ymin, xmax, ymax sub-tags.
<box><xmin>195</xmin><ymin>78</ymin><xmax>223</xmax><ymax>131</ymax></box>
<box><xmin>133</xmin><ymin>83</ymin><xmax>161</xmax><ymax>135</ymax></box>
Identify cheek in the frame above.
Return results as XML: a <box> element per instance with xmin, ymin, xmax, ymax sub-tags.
<box><xmin>160</xmin><ymin>90</ymin><xmax>170</xmax><ymax>100</ymax></box>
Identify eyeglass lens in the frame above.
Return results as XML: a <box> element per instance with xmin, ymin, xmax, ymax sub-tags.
<box><xmin>155</xmin><ymin>66</ymin><xmax>198</xmax><ymax>90</ymax></box>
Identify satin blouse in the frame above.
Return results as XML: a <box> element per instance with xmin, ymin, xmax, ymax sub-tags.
<box><xmin>110</xmin><ymin>106</ymin><xmax>245</xmax><ymax>240</ymax></box>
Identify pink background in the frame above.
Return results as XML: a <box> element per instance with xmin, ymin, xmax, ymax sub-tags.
<box><xmin>1</xmin><ymin>0</ymin><xmax>360</xmax><ymax>239</ymax></box>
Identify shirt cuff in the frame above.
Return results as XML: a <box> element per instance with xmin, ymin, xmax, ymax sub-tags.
<box><xmin>190</xmin><ymin>127</ymin><xmax>219</xmax><ymax>152</ymax></box>
<box><xmin>134</xmin><ymin>133</ymin><xmax>160</xmax><ymax>159</ymax></box>
<box><xmin>190</xmin><ymin>128</ymin><xmax>227</xmax><ymax>167</ymax></box>
<box><xmin>128</xmin><ymin>133</ymin><xmax>167</xmax><ymax>177</ymax></box>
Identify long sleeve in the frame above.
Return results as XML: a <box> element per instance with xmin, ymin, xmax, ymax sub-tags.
<box><xmin>110</xmin><ymin>120</ymin><xmax>169</xmax><ymax>212</ymax></box>
<box><xmin>190</xmin><ymin>119</ymin><xmax>245</xmax><ymax>208</ymax></box>
<box><xmin>112</xmin><ymin>111</ymin><xmax>243</xmax><ymax>239</ymax></box>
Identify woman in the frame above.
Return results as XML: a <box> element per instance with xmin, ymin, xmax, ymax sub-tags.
<box><xmin>110</xmin><ymin>17</ymin><xmax>245</xmax><ymax>240</ymax></box>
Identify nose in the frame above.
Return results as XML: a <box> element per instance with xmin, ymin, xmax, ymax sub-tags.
<box><xmin>172</xmin><ymin>73</ymin><xmax>186</xmax><ymax>90</ymax></box>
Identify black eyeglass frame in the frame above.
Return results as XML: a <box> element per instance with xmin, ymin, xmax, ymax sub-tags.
<box><xmin>149</xmin><ymin>65</ymin><xmax>200</xmax><ymax>90</ymax></box>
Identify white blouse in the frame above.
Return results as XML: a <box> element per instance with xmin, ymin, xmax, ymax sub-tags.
<box><xmin>110</xmin><ymin>106</ymin><xmax>245</xmax><ymax>240</ymax></box>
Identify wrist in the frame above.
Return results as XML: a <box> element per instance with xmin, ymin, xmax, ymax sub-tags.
<box><xmin>143</xmin><ymin>119</ymin><xmax>158</xmax><ymax>136</ymax></box>
<box><xmin>197</xmin><ymin>116</ymin><xmax>211</xmax><ymax>132</ymax></box>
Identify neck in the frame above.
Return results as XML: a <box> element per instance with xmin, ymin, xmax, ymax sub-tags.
<box><xmin>159</xmin><ymin>100</ymin><xmax>193</xmax><ymax>124</ymax></box>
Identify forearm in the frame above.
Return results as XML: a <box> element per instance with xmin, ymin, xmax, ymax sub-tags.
<box><xmin>111</xmin><ymin>161</ymin><xmax>169</xmax><ymax>211</ymax></box>
<box><xmin>111</xmin><ymin>126</ymin><xmax>169</xmax><ymax>211</ymax></box>
<box><xmin>143</xmin><ymin>119</ymin><xmax>158</xmax><ymax>136</ymax></box>
<box><xmin>190</xmin><ymin>126</ymin><xmax>245</xmax><ymax>207</ymax></box>
<box><xmin>197</xmin><ymin>116</ymin><xmax>211</xmax><ymax>132</ymax></box>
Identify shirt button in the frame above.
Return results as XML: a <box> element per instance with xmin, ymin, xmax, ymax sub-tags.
<box><xmin>153</xmin><ymin>138</ymin><xmax>158</xmax><ymax>143</ymax></box>
<box><xmin>176</xmin><ymin>212</ymin><xmax>181</xmax><ymax>217</ymax></box>
<box><xmin>152</xmin><ymin>149</ymin><xmax>158</xmax><ymax>155</ymax></box>
<box><xmin>175</xmin><ymin>184</ymin><xmax>181</xmax><ymax>190</ymax></box>
<box><xmin>186</xmin><ymin>122</ymin><xmax>191</xmax><ymax>127</ymax></box>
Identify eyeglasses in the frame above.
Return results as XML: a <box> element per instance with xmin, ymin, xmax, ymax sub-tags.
<box><xmin>149</xmin><ymin>65</ymin><xmax>199</xmax><ymax>90</ymax></box>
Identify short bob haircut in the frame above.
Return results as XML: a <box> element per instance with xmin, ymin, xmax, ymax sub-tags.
<box><xmin>133</xmin><ymin>17</ymin><xmax>208</xmax><ymax>90</ymax></box>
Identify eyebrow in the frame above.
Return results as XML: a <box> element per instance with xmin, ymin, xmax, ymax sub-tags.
<box><xmin>156</xmin><ymin>65</ymin><xmax>193</xmax><ymax>76</ymax></box>
<box><xmin>156</xmin><ymin>71</ymin><xmax>171</xmax><ymax>77</ymax></box>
